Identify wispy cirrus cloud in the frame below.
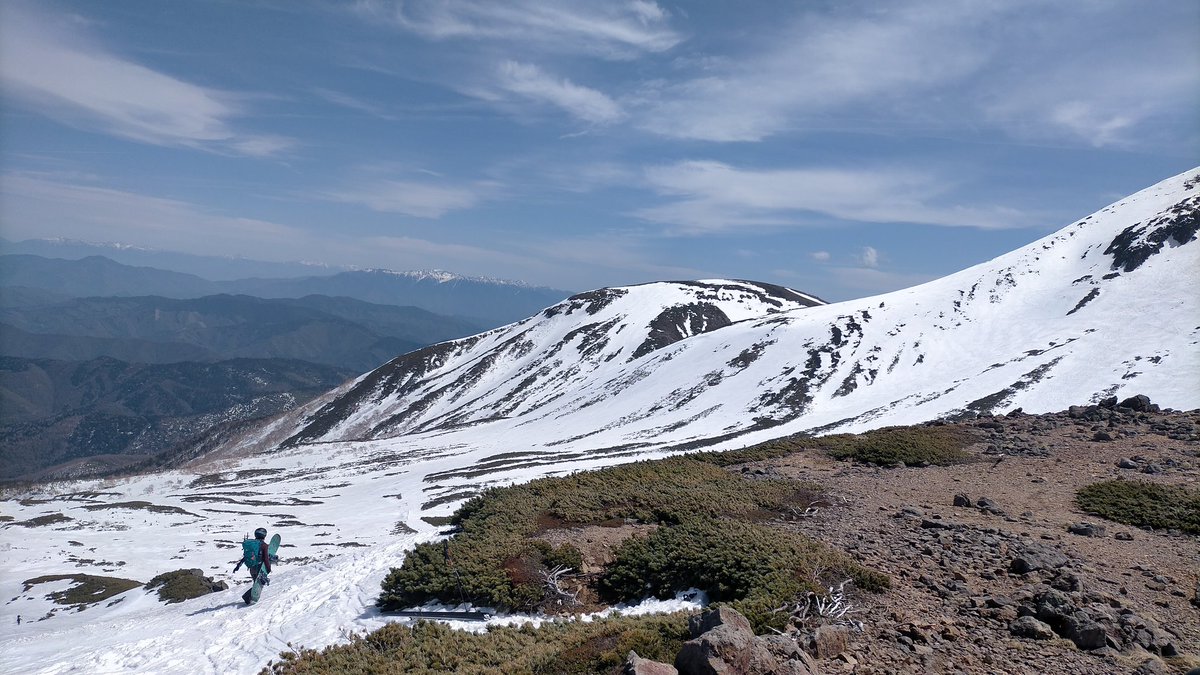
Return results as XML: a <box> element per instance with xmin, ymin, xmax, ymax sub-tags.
<box><xmin>636</xmin><ymin>161</ymin><xmax>1030</xmax><ymax>232</ymax></box>
<box><xmin>0</xmin><ymin>3</ymin><xmax>293</xmax><ymax>156</ymax></box>
<box><xmin>324</xmin><ymin>179</ymin><xmax>494</xmax><ymax>218</ymax></box>
<box><xmin>634</xmin><ymin>2</ymin><xmax>994</xmax><ymax>142</ymax></box>
<box><xmin>0</xmin><ymin>172</ymin><xmax>302</xmax><ymax>253</ymax></box>
<box><xmin>634</xmin><ymin>1</ymin><xmax>1198</xmax><ymax>148</ymax></box>
<box><xmin>496</xmin><ymin>61</ymin><xmax>623</xmax><ymax>124</ymax></box>
<box><xmin>355</xmin><ymin>0</ymin><xmax>681</xmax><ymax>59</ymax></box>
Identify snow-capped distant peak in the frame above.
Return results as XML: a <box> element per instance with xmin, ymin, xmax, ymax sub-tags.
<box><xmin>345</xmin><ymin>267</ymin><xmax>542</xmax><ymax>288</ymax></box>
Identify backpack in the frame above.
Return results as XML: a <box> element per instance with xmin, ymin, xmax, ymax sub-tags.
<box><xmin>242</xmin><ymin>538</ymin><xmax>264</xmax><ymax>567</ymax></box>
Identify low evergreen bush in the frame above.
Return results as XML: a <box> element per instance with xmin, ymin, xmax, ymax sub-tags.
<box><xmin>145</xmin><ymin>570</ymin><xmax>216</xmax><ymax>603</ymax></box>
<box><xmin>819</xmin><ymin>426</ymin><xmax>974</xmax><ymax>467</ymax></box>
<box><xmin>378</xmin><ymin>458</ymin><xmax>816</xmax><ymax>612</ymax></box>
<box><xmin>599</xmin><ymin>517</ymin><xmax>888</xmax><ymax>631</ymax></box>
<box><xmin>261</xmin><ymin>614</ymin><xmax>690</xmax><ymax>675</ymax></box>
<box><xmin>1076</xmin><ymin>480</ymin><xmax>1200</xmax><ymax>534</ymax></box>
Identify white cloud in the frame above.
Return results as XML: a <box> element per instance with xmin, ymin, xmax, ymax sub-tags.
<box><xmin>496</xmin><ymin>61</ymin><xmax>623</xmax><ymax>124</ymax></box>
<box><xmin>324</xmin><ymin>180</ymin><xmax>489</xmax><ymax>218</ymax></box>
<box><xmin>978</xmin><ymin>11</ymin><xmax>1200</xmax><ymax>148</ymax></box>
<box><xmin>635</xmin><ymin>2</ymin><xmax>994</xmax><ymax>141</ymax></box>
<box><xmin>0</xmin><ymin>4</ymin><xmax>293</xmax><ymax>155</ymax></box>
<box><xmin>810</xmin><ymin>251</ymin><xmax>831</xmax><ymax>262</ymax></box>
<box><xmin>637</xmin><ymin>160</ymin><xmax>1030</xmax><ymax>231</ymax></box>
<box><xmin>357</xmin><ymin>0</ymin><xmax>681</xmax><ymax>58</ymax></box>
<box><xmin>0</xmin><ymin>173</ymin><xmax>302</xmax><ymax>255</ymax></box>
<box><xmin>858</xmin><ymin>246</ymin><xmax>879</xmax><ymax>268</ymax></box>
<box><xmin>633</xmin><ymin>1</ymin><xmax>1198</xmax><ymax>148</ymax></box>
<box><xmin>0</xmin><ymin>172</ymin><xmax>550</xmax><ymax>281</ymax></box>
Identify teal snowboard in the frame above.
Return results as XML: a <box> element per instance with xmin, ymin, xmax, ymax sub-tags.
<box><xmin>243</xmin><ymin>534</ymin><xmax>281</xmax><ymax>605</ymax></box>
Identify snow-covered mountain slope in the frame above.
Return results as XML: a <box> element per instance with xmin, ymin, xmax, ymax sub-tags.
<box><xmin>264</xmin><ymin>168</ymin><xmax>1199</xmax><ymax>456</ymax></box>
<box><xmin>1</xmin><ymin>169</ymin><xmax>1197</xmax><ymax>675</ymax></box>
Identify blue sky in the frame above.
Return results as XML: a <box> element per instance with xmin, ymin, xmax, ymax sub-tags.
<box><xmin>1</xmin><ymin>0</ymin><xmax>1196</xmax><ymax>300</ymax></box>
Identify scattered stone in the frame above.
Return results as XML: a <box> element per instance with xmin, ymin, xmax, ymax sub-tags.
<box><xmin>1115</xmin><ymin>531</ymin><xmax>1135</xmax><ymax>541</ymax></box>
<box><xmin>953</xmin><ymin>493</ymin><xmax>973</xmax><ymax>507</ymax></box>
<box><xmin>1132</xmin><ymin>659</ymin><xmax>1167</xmax><ymax>675</ymax></box>
<box><xmin>675</xmin><ymin>607</ymin><xmax>813</xmax><ymax>675</ymax></box>
<box><xmin>1067</xmin><ymin>522</ymin><xmax>1106</xmax><ymax>538</ymax></box>
<box><xmin>1092</xmin><ymin>430</ymin><xmax>1114</xmax><ymax>442</ymax></box>
<box><xmin>1009</xmin><ymin>616</ymin><xmax>1056</xmax><ymax>640</ymax></box>
<box><xmin>624</xmin><ymin>651</ymin><xmax>678</xmax><ymax>675</ymax></box>
<box><xmin>1010</xmin><ymin>545</ymin><xmax>1069</xmax><ymax>574</ymax></box>
<box><xmin>1119</xmin><ymin>394</ymin><xmax>1158</xmax><ymax>412</ymax></box>
<box><xmin>811</xmin><ymin>625</ymin><xmax>850</xmax><ymax>659</ymax></box>
<box><xmin>1117</xmin><ymin>457</ymin><xmax>1140</xmax><ymax>469</ymax></box>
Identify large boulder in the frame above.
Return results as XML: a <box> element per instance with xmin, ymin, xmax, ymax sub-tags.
<box><xmin>624</xmin><ymin>651</ymin><xmax>679</xmax><ymax>675</ymax></box>
<box><xmin>674</xmin><ymin>607</ymin><xmax>817</xmax><ymax>675</ymax></box>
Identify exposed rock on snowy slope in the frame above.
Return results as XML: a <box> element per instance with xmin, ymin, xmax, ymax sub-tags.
<box><xmin>259</xmin><ymin>168</ymin><xmax>1199</xmax><ymax>456</ymax></box>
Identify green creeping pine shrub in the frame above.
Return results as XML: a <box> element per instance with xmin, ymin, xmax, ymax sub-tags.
<box><xmin>145</xmin><ymin>570</ymin><xmax>213</xmax><ymax>604</ymax></box>
<box><xmin>691</xmin><ymin>425</ymin><xmax>976</xmax><ymax>468</ymax></box>
<box><xmin>260</xmin><ymin>614</ymin><xmax>691</xmax><ymax>675</ymax></box>
<box><xmin>1076</xmin><ymin>480</ymin><xmax>1200</xmax><ymax>534</ymax></box>
<box><xmin>378</xmin><ymin>457</ymin><xmax>815</xmax><ymax>611</ymax></box>
<box><xmin>818</xmin><ymin>426</ymin><xmax>974</xmax><ymax>467</ymax></box>
<box><xmin>599</xmin><ymin>517</ymin><xmax>889</xmax><ymax>632</ymax></box>
<box><xmin>22</xmin><ymin>574</ymin><xmax>140</xmax><ymax>608</ymax></box>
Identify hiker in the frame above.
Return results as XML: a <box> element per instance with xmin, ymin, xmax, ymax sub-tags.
<box><xmin>16</xmin><ymin>615</ymin><xmax>20</xmax><ymax>625</ymax></box>
<box><xmin>235</xmin><ymin>527</ymin><xmax>272</xmax><ymax>605</ymax></box>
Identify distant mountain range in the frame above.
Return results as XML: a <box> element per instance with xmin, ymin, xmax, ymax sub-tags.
<box><xmin>0</xmin><ymin>252</ymin><xmax>569</xmax><ymax>480</ymax></box>
<box><xmin>0</xmin><ymin>355</ymin><xmax>352</xmax><ymax>482</ymax></box>
<box><xmin>0</xmin><ymin>293</ymin><xmax>481</xmax><ymax>372</ymax></box>
<box><xmin>0</xmin><ymin>252</ymin><xmax>573</xmax><ymax>326</ymax></box>
<box><xmin>0</xmin><ymin>237</ymin><xmax>343</xmax><ymax>281</ymax></box>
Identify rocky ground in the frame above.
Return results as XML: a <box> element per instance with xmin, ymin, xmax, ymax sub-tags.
<box><xmin>730</xmin><ymin>399</ymin><xmax>1200</xmax><ymax>675</ymax></box>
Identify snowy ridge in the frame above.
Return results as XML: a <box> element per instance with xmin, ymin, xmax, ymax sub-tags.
<box><xmin>1</xmin><ymin>169</ymin><xmax>1197</xmax><ymax>674</ymax></box>
<box><xmin>277</xmin><ymin>169</ymin><xmax>1199</xmax><ymax>453</ymax></box>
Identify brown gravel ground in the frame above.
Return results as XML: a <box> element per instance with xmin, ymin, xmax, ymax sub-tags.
<box><xmin>745</xmin><ymin>405</ymin><xmax>1200</xmax><ymax>675</ymax></box>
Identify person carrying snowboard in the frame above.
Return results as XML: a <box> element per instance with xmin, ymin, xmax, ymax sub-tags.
<box><xmin>235</xmin><ymin>527</ymin><xmax>272</xmax><ymax>604</ymax></box>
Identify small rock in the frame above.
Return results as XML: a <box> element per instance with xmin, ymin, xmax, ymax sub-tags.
<box><xmin>1011</xmin><ymin>545</ymin><xmax>1069</xmax><ymax>574</ymax></box>
<box><xmin>1119</xmin><ymin>394</ymin><xmax>1156</xmax><ymax>412</ymax></box>
<box><xmin>1115</xmin><ymin>532</ymin><xmax>1135</xmax><ymax>541</ymax></box>
<box><xmin>953</xmin><ymin>493</ymin><xmax>973</xmax><ymax>507</ymax></box>
<box><xmin>1062</xmin><ymin>613</ymin><xmax>1107</xmax><ymax>650</ymax></box>
<box><xmin>624</xmin><ymin>651</ymin><xmax>678</xmax><ymax>675</ymax></box>
<box><xmin>811</xmin><ymin>625</ymin><xmax>850</xmax><ymax>658</ymax></box>
<box><xmin>1117</xmin><ymin>458</ymin><xmax>1140</xmax><ymax>469</ymax></box>
<box><xmin>1141</xmin><ymin>463</ymin><xmax>1163</xmax><ymax>474</ymax></box>
<box><xmin>1093</xmin><ymin>430</ymin><xmax>1114</xmax><ymax>442</ymax></box>
<box><xmin>1132</xmin><ymin>659</ymin><xmax>1168</xmax><ymax>675</ymax></box>
<box><xmin>687</xmin><ymin>606</ymin><xmax>751</xmax><ymax>638</ymax></box>
<box><xmin>1009</xmin><ymin>616</ymin><xmax>1056</xmax><ymax>640</ymax></box>
<box><xmin>1067</xmin><ymin>522</ymin><xmax>1106</xmax><ymax>538</ymax></box>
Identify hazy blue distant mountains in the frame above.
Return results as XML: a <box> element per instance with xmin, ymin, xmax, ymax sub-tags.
<box><xmin>0</xmin><ymin>237</ymin><xmax>341</xmax><ymax>281</ymax></box>
<box><xmin>0</xmin><ymin>249</ymin><xmax>570</xmax><ymax>480</ymax></box>
<box><xmin>0</xmin><ymin>254</ymin><xmax>217</xmax><ymax>299</ymax></box>
<box><xmin>0</xmin><ymin>253</ymin><xmax>573</xmax><ymax>326</ymax></box>
<box><xmin>0</xmin><ymin>293</ymin><xmax>481</xmax><ymax>372</ymax></box>
<box><xmin>0</xmin><ymin>355</ymin><xmax>352</xmax><ymax>481</ymax></box>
